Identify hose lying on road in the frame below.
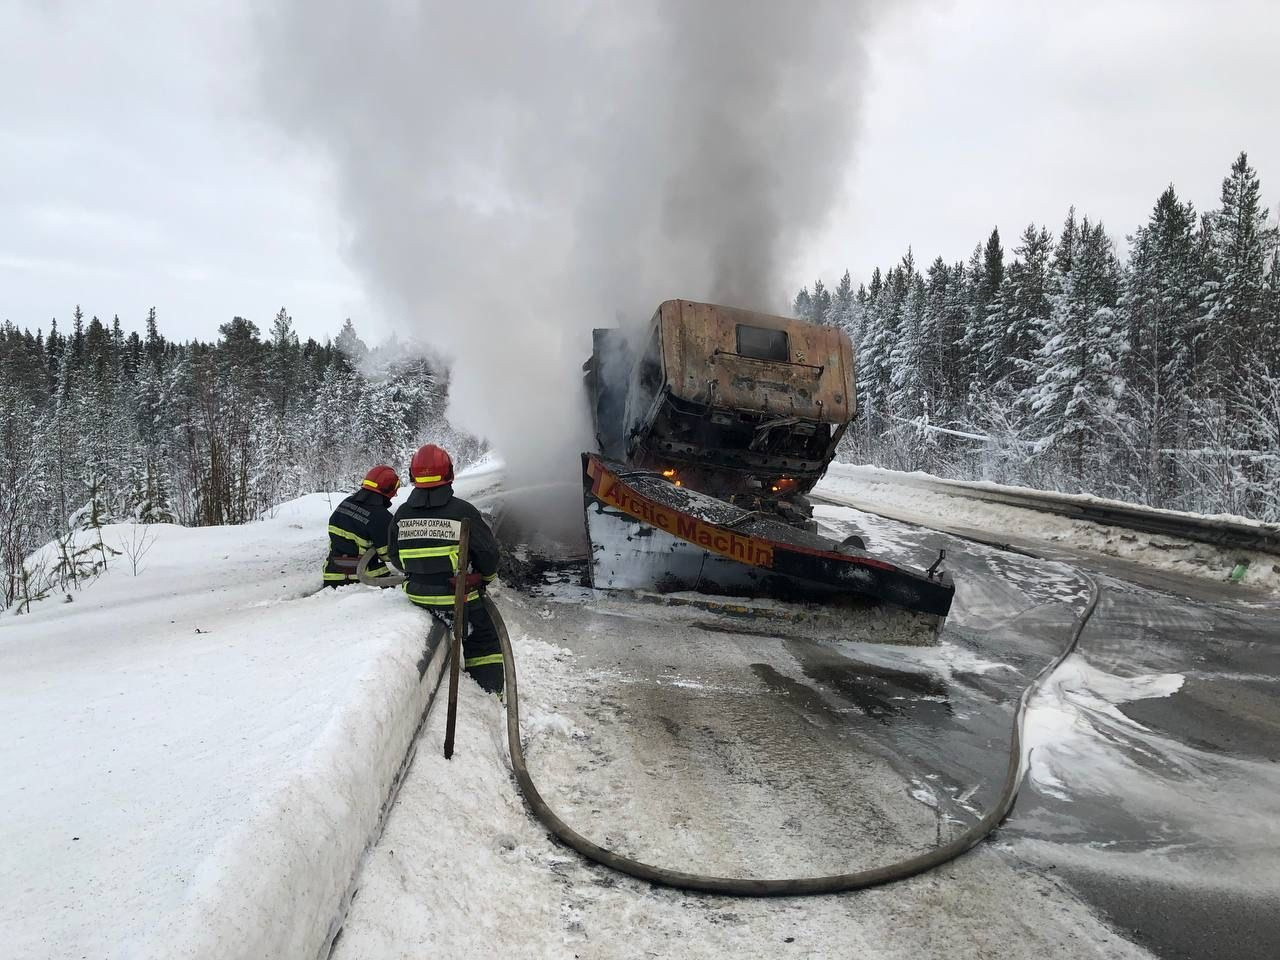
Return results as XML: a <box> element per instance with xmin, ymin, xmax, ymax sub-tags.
<box><xmin>358</xmin><ymin>543</ymin><xmax>1101</xmax><ymax>894</ymax></box>
<box><xmin>485</xmin><ymin>573</ymin><xmax>1099</xmax><ymax>896</ymax></box>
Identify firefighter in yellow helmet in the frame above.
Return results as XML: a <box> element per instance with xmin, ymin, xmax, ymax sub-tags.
<box><xmin>323</xmin><ymin>465</ymin><xmax>400</xmax><ymax>587</ymax></box>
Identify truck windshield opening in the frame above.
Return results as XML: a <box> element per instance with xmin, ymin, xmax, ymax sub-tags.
<box><xmin>735</xmin><ymin>325</ymin><xmax>789</xmax><ymax>362</ymax></box>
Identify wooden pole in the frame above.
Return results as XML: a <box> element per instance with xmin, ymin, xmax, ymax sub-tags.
<box><xmin>443</xmin><ymin>519</ymin><xmax>470</xmax><ymax>760</ymax></box>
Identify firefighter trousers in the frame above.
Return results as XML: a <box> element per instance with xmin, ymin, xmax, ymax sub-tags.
<box><xmin>428</xmin><ymin>598</ymin><xmax>504</xmax><ymax>694</ymax></box>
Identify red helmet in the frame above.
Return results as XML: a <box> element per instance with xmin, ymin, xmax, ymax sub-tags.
<box><xmin>361</xmin><ymin>464</ymin><xmax>401</xmax><ymax>498</ymax></box>
<box><xmin>410</xmin><ymin>444</ymin><xmax>454</xmax><ymax>488</ymax></box>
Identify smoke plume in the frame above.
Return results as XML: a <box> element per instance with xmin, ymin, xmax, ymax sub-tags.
<box><xmin>253</xmin><ymin>1</ymin><xmax>875</xmax><ymax>506</ymax></box>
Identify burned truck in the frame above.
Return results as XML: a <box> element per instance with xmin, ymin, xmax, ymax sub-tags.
<box><xmin>581</xmin><ymin>299</ymin><xmax>953</xmax><ymax>638</ymax></box>
<box><xmin>585</xmin><ymin>299</ymin><xmax>855</xmax><ymax>529</ymax></box>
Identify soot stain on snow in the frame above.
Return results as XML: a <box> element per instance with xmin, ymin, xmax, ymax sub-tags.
<box><xmin>789</xmin><ymin>643</ymin><xmax>953</xmax><ymax>726</ymax></box>
<box><xmin>656</xmin><ymin>714</ymin><xmax>683</xmax><ymax>740</ymax></box>
<box><xmin>495</xmin><ymin>541</ymin><xmax>590</xmax><ymax>595</ymax></box>
<box><xmin>749</xmin><ymin>663</ymin><xmax>841</xmax><ymax>726</ymax></box>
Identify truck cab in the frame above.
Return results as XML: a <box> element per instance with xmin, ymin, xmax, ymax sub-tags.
<box><xmin>586</xmin><ymin>299</ymin><xmax>857</xmax><ymax>520</ymax></box>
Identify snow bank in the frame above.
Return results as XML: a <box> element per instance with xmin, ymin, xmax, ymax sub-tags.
<box><xmin>135</xmin><ymin>591</ymin><xmax>448</xmax><ymax>960</ymax></box>
<box><xmin>835</xmin><ymin>462</ymin><xmax>1280</xmax><ymax>531</ymax></box>
<box><xmin>820</xmin><ymin>462</ymin><xmax>1280</xmax><ymax>594</ymax></box>
<box><xmin>0</xmin><ymin>490</ymin><xmax>450</xmax><ymax>960</ymax></box>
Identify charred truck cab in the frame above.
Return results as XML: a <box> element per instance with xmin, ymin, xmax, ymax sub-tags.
<box><xmin>587</xmin><ymin>300</ymin><xmax>856</xmax><ymax>528</ymax></box>
<box><xmin>582</xmin><ymin>298</ymin><xmax>953</xmax><ymax>639</ymax></box>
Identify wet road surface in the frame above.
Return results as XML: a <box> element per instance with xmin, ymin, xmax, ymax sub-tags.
<box><xmin>812</xmin><ymin>504</ymin><xmax>1280</xmax><ymax>960</ymax></box>
<box><xmin>336</xmin><ymin>495</ymin><xmax>1280</xmax><ymax>959</ymax></box>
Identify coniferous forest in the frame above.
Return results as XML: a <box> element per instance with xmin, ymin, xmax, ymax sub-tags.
<box><xmin>796</xmin><ymin>152</ymin><xmax>1280</xmax><ymax>520</ymax></box>
<box><xmin>3</xmin><ymin>151</ymin><xmax>1279</xmax><ymax>611</ymax></box>
<box><xmin>0</xmin><ymin>308</ymin><xmax>479</xmax><ymax>610</ymax></box>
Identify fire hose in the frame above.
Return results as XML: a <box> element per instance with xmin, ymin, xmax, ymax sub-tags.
<box><xmin>359</xmin><ymin>545</ymin><xmax>1101</xmax><ymax>896</ymax></box>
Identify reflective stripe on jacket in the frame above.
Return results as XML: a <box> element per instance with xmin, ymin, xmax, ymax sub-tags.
<box><xmin>327</xmin><ymin>488</ymin><xmax>394</xmax><ymax>557</ymax></box>
<box><xmin>388</xmin><ymin>483</ymin><xmax>500</xmax><ymax>606</ymax></box>
<box><xmin>325</xmin><ymin>487</ymin><xmax>394</xmax><ymax>583</ymax></box>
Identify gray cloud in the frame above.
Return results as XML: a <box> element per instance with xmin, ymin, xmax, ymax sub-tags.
<box><xmin>0</xmin><ymin>2</ymin><xmax>364</xmax><ymax>339</ymax></box>
<box><xmin>805</xmin><ymin>0</ymin><xmax>1280</xmax><ymax>282</ymax></box>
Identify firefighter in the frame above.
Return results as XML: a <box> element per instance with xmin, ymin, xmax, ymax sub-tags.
<box><xmin>388</xmin><ymin>444</ymin><xmax>504</xmax><ymax>694</ymax></box>
<box><xmin>323</xmin><ymin>465</ymin><xmax>400</xmax><ymax>587</ymax></box>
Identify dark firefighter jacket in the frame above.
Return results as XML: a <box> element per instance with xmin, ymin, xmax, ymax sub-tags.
<box><xmin>324</xmin><ymin>488</ymin><xmax>394</xmax><ymax>584</ymax></box>
<box><xmin>387</xmin><ymin>484</ymin><xmax>499</xmax><ymax>607</ymax></box>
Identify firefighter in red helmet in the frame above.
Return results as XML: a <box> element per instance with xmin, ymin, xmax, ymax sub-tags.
<box><xmin>323</xmin><ymin>465</ymin><xmax>400</xmax><ymax>587</ymax></box>
<box><xmin>387</xmin><ymin>444</ymin><xmax>504</xmax><ymax>694</ymax></box>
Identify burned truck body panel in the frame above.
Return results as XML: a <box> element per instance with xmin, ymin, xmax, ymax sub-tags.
<box><xmin>658</xmin><ymin>299</ymin><xmax>856</xmax><ymax>425</ymax></box>
<box><xmin>587</xmin><ymin>300</ymin><xmax>857</xmax><ymax>505</ymax></box>
<box><xmin>582</xmin><ymin>298</ymin><xmax>953</xmax><ymax>638</ymax></box>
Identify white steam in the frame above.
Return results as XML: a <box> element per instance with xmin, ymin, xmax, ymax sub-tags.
<box><xmin>253</xmin><ymin>1</ymin><xmax>877</xmax><ymax>502</ymax></box>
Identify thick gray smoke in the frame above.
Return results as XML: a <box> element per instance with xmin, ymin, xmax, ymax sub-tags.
<box><xmin>253</xmin><ymin>1</ymin><xmax>874</xmax><ymax>510</ymax></box>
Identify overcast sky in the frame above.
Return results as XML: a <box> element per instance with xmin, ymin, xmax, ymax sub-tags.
<box><xmin>2</xmin><ymin>0</ymin><xmax>1277</xmax><ymax>343</ymax></box>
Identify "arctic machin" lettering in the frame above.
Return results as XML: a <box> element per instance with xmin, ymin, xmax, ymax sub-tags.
<box><xmin>588</xmin><ymin>458</ymin><xmax>774</xmax><ymax>568</ymax></box>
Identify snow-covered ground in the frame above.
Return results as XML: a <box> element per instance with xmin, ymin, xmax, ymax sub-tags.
<box><xmin>818</xmin><ymin>462</ymin><xmax>1280</xmax><ymax>594</ymax></box>
<box><xmin>0</xmin><ymin>473</ymin><xmax>492</xmax><ymax>959</ymax></box>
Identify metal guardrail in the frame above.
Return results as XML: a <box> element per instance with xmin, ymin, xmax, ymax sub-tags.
<box><xmin>874</xmin><ymin>473</ymin><xmax>1280</xmax><ymax>556</ymax></box>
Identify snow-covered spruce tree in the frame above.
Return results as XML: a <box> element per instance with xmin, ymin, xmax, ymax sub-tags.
<box><xmin>888</xmin><ymin>262</ymin><xmax>936</xmax><ymax>470</ymax></box>
<box><xmin>68</xmin><ymin>470</ymin><xmax>119</xmax><ymax>577</ymax></box>
<box><xmin>809</xmin><ymin>279</ymin><xmax>833</xmax><ymax>326</ymax></box>
<box><xmin>792</xmin><ymin>287</ymin><xmax>813</xmax><ymax>323</ymax></box>
<box><xmin>128</xmin><ymin>331</ymin><xmax>177</xmax><ymax>523</ymax></box>
<box><xmin>1026</xmin><ymin>217</ymin><xmax>1125</xmax><ymax>489</ymax></box>
<box><xmin>46</xmin><ymin>346</ymin><xmax>80</xmax><ymax>531</ymax></box>
<box><xmin>251</xmin><ymin>307</ymin><xmax>305</xmax><ymax>513</ymax></box>
<box><xmin>957</xmin><ymin>243</ymin><xmax>985</xmax><ymax>400</ymax></box>
<box><xmin>938</xmin><ymin>259</ymin><xmax>973</xmax><ymax>434</ymax></box>
<box><xmin>0</xmin><ymin>387</ymin><xmax>41</xmax><ymax>609</ymax></box>
<box><xmin>861</xmin><ymin>264</ymin><xmax>905</xmax><ymax>450</ymax></box>
<box><xmin>1214</xmin><ymin>152</ymin><xmax>1275</xmax><ymax>372</ymax></box>
<box><xmin>960</xmin><ymin>228</ymin><xmax>1005</xmax><ymax>405</ymax></box>
<box><xmin>182</xmin><ymin>316</ymin><xmax>264</xmax><ymax>525</ymax></box>
<box><xmin>1268</xmin><ymin>245</ymin><xmax>1280</xmax><ymax>363</ymax></box>
<box><xmin>836</xmin><ymin>285</ymin><xmax>870</xmax><ymax>463</ymax></box>
<box><xmin>1015</xmin><ymin>210</ymin><xmax>1075</xmax><ymax>474</ymax></box>
<box><xmin>1186</xmin><ymin>154</ymin><xmax>1277</xmax><ymax>511</ymax></box>
<box><xmin>829</xmin><ymin>270</ymin><xmax>855</xmax><ymax>330</ymax></box>
<box><xmin>921</xmin><ymin>258</ymin><xmax>951</xmax><ymax>411</ymax></box>
<box><xmin>72</xmin><ymin>317</ymin><xmax>121</xmax><ymax>514</ymax></box>
<box><xmin>1117</xmin><ymin>186</ymin><xmax>1200</xmax><ymax>507</ymax></box>
<box><xmin>850</xmin><ymin>267</ymin><xmax>883</xmax><ymax>349</ymax></box>
<box><xmin>335</xmin><ymin>317</ymin><xmax>369</xmax><ymax>367</ymax></box>
<box><xmin>998</xmin><ymin>224</ymin><xmax>1054</xmax><ymax>396</ymax></box>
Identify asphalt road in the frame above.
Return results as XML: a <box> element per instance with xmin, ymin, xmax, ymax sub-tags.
<box><xmin>336</xmin><ymin>495</ymin><xmax>1280</xmax><ymax>959</ymax></box>
<box><xmin>812</xmin><ymin>504</ymin><xmax>1280</xmax><ymax>960</ymax></box>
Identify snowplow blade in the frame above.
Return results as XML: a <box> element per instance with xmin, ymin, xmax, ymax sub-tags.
<box><xmin>582</xmin><ymin>454</ymin><xmax>953</xmax><ymax>643</ymax></box>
